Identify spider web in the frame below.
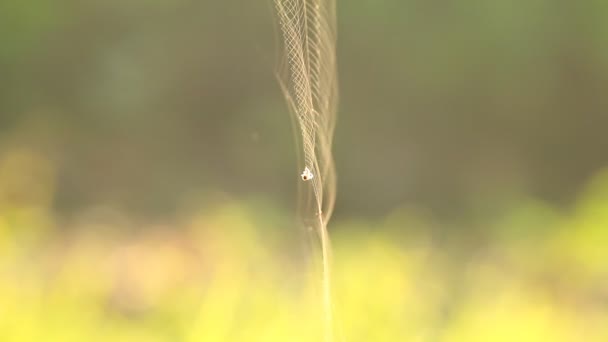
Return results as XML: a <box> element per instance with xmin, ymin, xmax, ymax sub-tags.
<box><xmin>274</xmin><ymin>0</ymin><xmax>338</xmax><ymax>223</ymax></box>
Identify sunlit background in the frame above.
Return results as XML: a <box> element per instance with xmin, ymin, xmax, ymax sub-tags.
<box><xmin>1</xmin><ymin>1</ymin><xmax>608</xmax><ymax>341</ymax></box>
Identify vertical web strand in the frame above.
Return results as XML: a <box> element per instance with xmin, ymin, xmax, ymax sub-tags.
<box><xmin>273</xmin><ymin>0</ymin><xmax>338</xmax><ymax>341</ymax></box>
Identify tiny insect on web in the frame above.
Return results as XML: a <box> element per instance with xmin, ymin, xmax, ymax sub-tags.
<box><xmin>301</xmin><ymin>166</ymin><xmax>314</xmax><ymax>181</ymax></box>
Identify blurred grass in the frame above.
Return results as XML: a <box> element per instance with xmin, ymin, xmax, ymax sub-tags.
<box><xmin>1</xmin><ymin>1</ymin><xmax>607</xmax><ymax>340</ymax></box>
<box><xmin>0</xmin><ymin>149</ymin><xmax>607</xmax><ymax>342</ymax></box>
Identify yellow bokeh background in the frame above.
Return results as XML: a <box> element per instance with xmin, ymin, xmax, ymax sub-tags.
<box><xmin>1</xmin><ymin>149</ymin><xmax>607</xmax><ymax>341</ymax></box>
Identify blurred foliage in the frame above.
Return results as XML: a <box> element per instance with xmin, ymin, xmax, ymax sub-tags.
<box><xmin>0</xmin><ymin>0</ymin><xmax>607</xmax><ymax>217</ymax></box>
<box><xmin>0</xmin><ymin>146</ymin><xmax>607</xmax><ymax>341</ymax></box>
<box><xmin>1</xmin><ymin>0</ymin><xmax>608</xmax><ymax>341</ymax></box>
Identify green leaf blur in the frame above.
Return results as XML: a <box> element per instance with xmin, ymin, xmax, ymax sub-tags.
<box><xmin>1</xmin><ymin>0</ymin><xmax>607</xmax><ymax>341</ymax></box>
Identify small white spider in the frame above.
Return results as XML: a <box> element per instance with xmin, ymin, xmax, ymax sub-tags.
<box><xmin>301</xmin><ymin>167</ymin><xmax>314</xmax><ymax>181</ymax></box>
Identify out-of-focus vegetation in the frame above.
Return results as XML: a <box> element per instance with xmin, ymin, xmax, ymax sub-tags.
<box><xmin>1</xmin><ymin>1</ymin><xmax>607</xmax><ymax>217</ymax></box>
<box><xmin>1</xmin><ymin>0</ymin><xmax>608</xmax><ymax>341</ymax></box>
<box><xmin>1</xmin><ymin>148</ymin><xmax>608</xmax><ymax>341</ymax></box>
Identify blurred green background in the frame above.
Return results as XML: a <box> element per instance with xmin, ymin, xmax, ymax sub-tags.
<box><xmin>1</xmin><ymin>1</ymin><xmax>607</xmax><ymax>341</ymax></box>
